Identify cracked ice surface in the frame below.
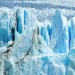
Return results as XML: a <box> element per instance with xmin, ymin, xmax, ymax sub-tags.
<box><xmin>0</xmin><ymin>6</ymin><xmax>75</xmax><ymax>75</ymax></box>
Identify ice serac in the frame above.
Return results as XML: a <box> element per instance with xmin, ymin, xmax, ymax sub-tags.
<box><xmin>24</xmin><ymin>10</ymin><xmax>28</xmax><ymax>25</ymax></box>
<box><xmin>24</xmin><ymin>9</ymin><xmax>30</xmax><ymax>28</ymax></box>
<box><xmin>68</xmin><ymin>17</ymin><xmax>75</xmax><ymax>50</ymax></box>
<box><xmin>0</xmin><ymin>28</ymin><xmax>9</xmax><ymax>45</ymax></box>
<box><xmin>40</xmin><ymin>21</ymin><xmax>51</xmax><ymax>45</ymax></box>
<box><xmin>24</xmin><ymin>9</ymin><xmax>33</xmax><ymax>29</ymax></box>
<box><xmin>9</xmin><ymin>12</ymin><xmax>16</xmax><ymax>41</ymax></box>
<box><xmin>16</xmin><ymin>9</ymin><xmax>23</xmax><ymax>34</ymax></box>
<box><xmin>40</xmin><ymin>26</ymin><xmax>49</xmax><ymax>45</ymax></box>
<box><xmin>24</xmin><ymin>9</ymin><xmax>36</xmax><ymax>28</ymax></box>
<box><xmin>44</xmin><ymin>20</ymin><xmax>52</xmax><ymax>45</ymax></box>
<box><xmin>1</xmin><ymin>12</ymin><xmax>9</xmax><ymax>30</ymax></box>
<box><xmin>51</xmin><ymin>10</ymin><xmax>69</xmax><ymax>53</ymax></box>
<box><xmin>0</xmin><ymin>12</ymin><xmax>10</xmax><ymax>45</ymax></box>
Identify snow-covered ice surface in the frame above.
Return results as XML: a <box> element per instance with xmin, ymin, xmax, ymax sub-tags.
<box><xmin>0</xmin><ymin>0</ymin><xmax>75</xmax><ymax>75</ymax></box>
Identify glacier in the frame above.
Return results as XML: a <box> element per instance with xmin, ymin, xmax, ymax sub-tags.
<box><xmin>0</xmin><ymin>7</ymin><xmax>75</xmax><ymax>75</ymax></box>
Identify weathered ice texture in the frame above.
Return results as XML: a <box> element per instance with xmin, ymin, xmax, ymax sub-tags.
<box><xmin>0</xmin><ymin>7</ymin><xmax>75</xmax><ymax>75</ymax></box>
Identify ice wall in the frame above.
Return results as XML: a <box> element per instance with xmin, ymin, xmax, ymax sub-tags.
<box><xmin>51</xmin><ymin>10</ymin><xmax>69</xmax><ymax>53</ymax></box>
<box><xmin>0</xmin><ymin>7</ymin><xmax>75</xmax><ymax>75</ymax></box>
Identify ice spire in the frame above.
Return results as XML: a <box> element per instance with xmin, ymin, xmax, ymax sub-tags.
<box><xmin>51</xmin><ymin>10</ymin><xmax>69</xmax><ymax>53</ymax></box>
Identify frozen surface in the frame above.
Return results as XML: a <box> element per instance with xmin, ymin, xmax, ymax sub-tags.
<box><xmin>0</xmin><ymin>5</ymin><xmax>75</xmax><ymax>75</ymax></box>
